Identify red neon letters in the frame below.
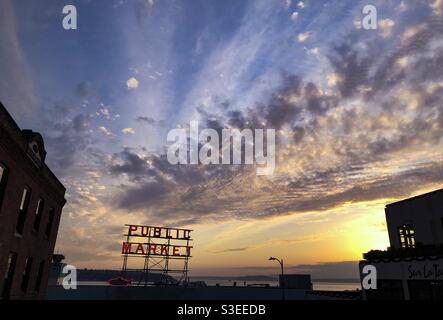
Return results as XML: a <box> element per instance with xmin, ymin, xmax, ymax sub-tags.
<box><xmin>122</xmin><ymin>225</ymin><xmax>193</xmax><ymax>257</ymax></box>
<box><xmin>121</xmin><ymin>242</ymin><xmax>192</xmax><ymax>257</ymax></box>
<box><xmin>127</xmin><ymin>225</ymin><xmax>192</xmax><ymax>240</ymax></box>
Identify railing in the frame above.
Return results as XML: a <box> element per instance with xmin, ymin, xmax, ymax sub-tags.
<box><xmin>363</xmin><ymin>245</ymin><xmax>443</xmax><ymax>260</ymax></box>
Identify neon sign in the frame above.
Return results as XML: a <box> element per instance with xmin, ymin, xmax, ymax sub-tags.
<box><xmin>121</xmin><ymin>225</ymin><xmax>193</xmax><ymax>258</ymax></box>
<box><xmin>121</xmin><ymin>242</ymin><xmax>192</xmax><ymax>257</ymax></box>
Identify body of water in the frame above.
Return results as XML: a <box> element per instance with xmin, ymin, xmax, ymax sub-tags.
<box><xmin>189</xmin><ymin>278</ymin><xmax>361</xmax><ymax>291</ymax></box>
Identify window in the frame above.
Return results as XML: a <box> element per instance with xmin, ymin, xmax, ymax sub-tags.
<box><xmin>33</xmin><ymin>198</ymin><xmax>44</xmax><ymax>232</ymax></box>
<box><xmin>0</xmin><ymin>163</ymin><xmax>9</xmax><ymax>209</ymax></box>
<box><xmin>16</xmin><ymin>186</ymin><xmax>31</xmax><ymax>235</ymax></box>
<box><xmin>34</xmin><ymin>260</ymin><xmax>45</xmax><ymax>293</ymax></box>
<box><xmin>21</xmin><ymin>257</ymin><xmax>33</xmax><ymax>293</ymax></box>
<box><xmin>398</xmin><ymin>224</ymin><xmax>416</xmax><ymax>249</ymax></box>
<box><xmin>441</xmin><ymin>217</ymin><xmax>443</xmax><ymax>229</ymax></box>
<box><xmin>2</xmin><ymin>252</ymin><xmax>17</xmax><ymax>299</ymax></box>
<box><xmin>45</xmin><ymin>208</ymin><xmax>55</xmax><ymax>239</ymax></box>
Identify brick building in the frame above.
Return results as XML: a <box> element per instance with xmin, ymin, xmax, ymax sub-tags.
<box><xmin>0</xmin><ymin>102</ymin><xmax>66</xmax><ymax>299</ymax></box>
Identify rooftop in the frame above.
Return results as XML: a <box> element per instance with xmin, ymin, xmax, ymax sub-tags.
<box><xmin>386</xmin><ymin>188</ymin><xmax>443</xmax><ymax>208</ymax></box>
<box><xmin>363</xmin><ymin>244</ymin><xmax>443</xmax><ymax>261</ymax></box>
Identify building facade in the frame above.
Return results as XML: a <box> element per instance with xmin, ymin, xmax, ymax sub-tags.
<box><xmin>360</xmin><ymin>189</ymin><xmax>443</xmax><ymax>300</ymax></box>
<box><xmin>0</xmin><ymin>102</ymin><xmax>66</xmax><ymax>300</ymax></box>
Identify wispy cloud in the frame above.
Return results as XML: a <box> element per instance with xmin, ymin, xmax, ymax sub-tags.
<box><xmin>99</xmin><ymin>126</ymin><xmax>114</xmax><ymax>137</ymax></box>
<box><xmin>0</xmin><ymin>0</ymin><xmax>38</xmax><ymax>118</ymax></box>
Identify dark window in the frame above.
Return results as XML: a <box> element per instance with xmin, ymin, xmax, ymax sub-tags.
<box><xmin>45</xmin><ymin>208</ymin><xmax>55</xmax><ymax>238</ymax></box>
<box><xmin>2</xmin><ymin>252</ymin><xmax>18</xmax><ymax>299</ymax></box>
<box><xmin>34</xmin><ymin>260</ymin><xmax>45</xmax><ymax>293</ymax></box>
<box><xmin>398</xmin><ymin>224</ymin><xmax>416</xmax><ymax>249</ymax></box>
<box><xmin>16</xmin><ymin>186</ymin><xmax>31</xmax><ymax>235</ymax></box>
<box><xmin>0</xmin><ymin>163</ymin><xmax>9</xmax><ymax>209</ymax></box>
<box><xmin>21</xmin><ymin>257</ymin><xmax>33</xmax><ymax>293</ymax></box>
<box><xmin>33</xmin><ymin>198</ymin><xmax>44</xmax><ymax>232</ymax></box>
<box><xmin>441</xmin><ymin>217</ymin><xmax>443</xmax><ymax>229</ymax></box>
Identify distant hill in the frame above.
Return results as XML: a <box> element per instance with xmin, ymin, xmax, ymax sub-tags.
<box><xmin>189</xmin><ymin>275</ymin><xmax>360</xmax><ymax>282</ymax></box>
<box><xmin>76</xmin><ymin>271</ymin><xmax>361</xmax><ymax>284</ymax></box>
<box><xmin>77</xmin><ymin>269</ymin><xmax>178</xmax><ymax>283</ymax></box>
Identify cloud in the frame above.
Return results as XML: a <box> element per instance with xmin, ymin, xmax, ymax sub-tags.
<box><xmin>283</xmin><ymin>0</ymin><xmax>292</xmax><ymax>10</ymax></box>
<box><xmin>291</xmin><ymin>261</ymin><xmax>360</xmax><ymax>279</ymax></box>
<box><xmin>126</xmin><ymin>77</ymin><xmax>139</xmax><ymax>90</ymax></box>
<box><xmin>430</xmin><ymin>0</ymin><xmax>443</xmax><ymax>15</ymax></box>
<box><xmin>100</xmin><ymin>107</ymin><xmax>110</xmax><ymax>118</ymax></box>
<box><xmin>395</xmin><ymin>56</ymin><xmax>409</xmax><ymax>69</ymax></box>
<box><xmin>136</xmin><ymin>117</ymin><xmax>157</xmax><ymax>125</ymax></box>
<box><xmin>378</xmin><ymin>19</ymin><xmax>395</xmax><ymax>38</ymax></box>
<box><xmin>38</xmin><ymin>102</ymin><xmax>98</xmax><ymax>175</ymax></box>
<box><xmin>99</xmin><ymin>126</ymin><xmax>113</xmax><ymax>137</ymax></box>
<box><xmin>72</xmin><ymin>114</ymin><xmax>90</xmax><ymax>132</ymax></box>
<box><xmin>0</xmin><ymin>0</ymin><xmax>38</xmax><ymax>117</ymax></box>
<box><xmin>297</xmin><ymin>31</ymin><xmax>311</xmax><ymax>42</ymax></box>
<box><xmin>122</xmin><ymin>127</ymin><xmax>135</xmax><ymax>135</ymax></box>
<box><xmin>326</xmin><ymin>74</ymin><xmax>341</xmax><ymax>87</ymax></box>
<box><xmin>215</xmin><ymin>247</ymin><xmax>249</xmax><ymax>254</ymax></box>
<box><xmin>117</xmin><ymin>179</ymin><xmax>171</xmax><ymax>210</ymax></box>
<box><xmin>110</xmin><ymin>148</ymin><xmax>151</xmax><ymax>176</ymax></box>
<box><xmin>107</xmin><ymin>2</ymin><xmax>443</xmax><ymax>228</ymax></box>
<box><xmin>134</xmin><ymin>0</ymin><xmax>156</xmax><ymax>24</ymax></box>
<box><xmin>307</xmin><ymin>47</ymin><xmax>319</xmax><ymax>55</ymax></box>
<box><xmin>228</xmin><ymin>261</ymin><xmax>360</xmax><ymax>279</ymax></box>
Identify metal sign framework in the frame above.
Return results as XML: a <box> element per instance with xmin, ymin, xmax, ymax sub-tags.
<box><xmin>121</xmin><ymin>224</ymin><xmax>193</xmax><ymax>286</ymax></box>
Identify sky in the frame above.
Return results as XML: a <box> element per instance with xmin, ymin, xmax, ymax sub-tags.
<box><xmin>1</xmin><ymin>0</ymin><xmax>443</xmax><ymax>278</ymax></box>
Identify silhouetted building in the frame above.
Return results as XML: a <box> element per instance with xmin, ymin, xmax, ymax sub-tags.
<box><xmin>360</xmin><ymin>189</ymin><xmax>443</xmax><ymax>300</ymax></box>
<box><xmin>0</xmin><ymin>102</ymin><xmax>66</xmax><ymax>300</ymax></box>
<box><xmin>280</xmin><ymin>274</ymin><xmax>312</xmax><ymax>290</ymax></box>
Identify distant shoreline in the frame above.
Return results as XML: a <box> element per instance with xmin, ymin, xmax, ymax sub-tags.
<box><xmin>75</xmin><ymin>269</ymin><xmax>360</xmax><ymax>284</ymax></box>
<box><xmin>189</xmin><ymin>276</ymin><xmax>360</xmax><ymax>283</ymax></box>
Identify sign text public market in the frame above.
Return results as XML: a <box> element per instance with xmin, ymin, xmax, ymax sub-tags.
<box><xmin>121</xmin><ymin>225</ymin><xmax>193</xmax><ymax>258</ymax></box>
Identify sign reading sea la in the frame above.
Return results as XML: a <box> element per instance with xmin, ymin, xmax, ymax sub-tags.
<box><xmin>408</xmin><ymin>263</ymin><xmax>443</xmax><ymax>279</ymax></box>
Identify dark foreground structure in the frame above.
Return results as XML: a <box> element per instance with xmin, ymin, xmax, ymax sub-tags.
<box><xmin>46</xmin><ymin>281</ymin><xmax>360</xmax><ymax>300</ymax></box>
<box><xmin>0</xmin><ymin>102</ymin><xmax>66</xmax><ymax>299</ymax></box>
<box><xmin>47</xmin><ymin>285</ymin><xmax>308</xmax><ymax>300</ymax></box>
<box><xmin>360</xmin><ymin>188</ymin><xmax>443</xmax><ymax>300</ymax></box>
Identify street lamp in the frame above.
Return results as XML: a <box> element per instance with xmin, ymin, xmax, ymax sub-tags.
<box><xmin>269</xmin><ymin>257</ymin><xmax>285</xmax><ymax>300</ymax></box>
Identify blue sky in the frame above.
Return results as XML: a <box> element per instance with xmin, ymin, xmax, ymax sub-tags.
<box><xmin>1</xmin><ymin>0</ymin><xmax>443</xmax><ymax>276</ymax></box>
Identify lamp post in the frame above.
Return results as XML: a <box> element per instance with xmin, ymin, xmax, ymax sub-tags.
<box><xmin>269</xmin><ymin>257</ymin><xmax>285</xmax><ymax>300</ymax></box>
